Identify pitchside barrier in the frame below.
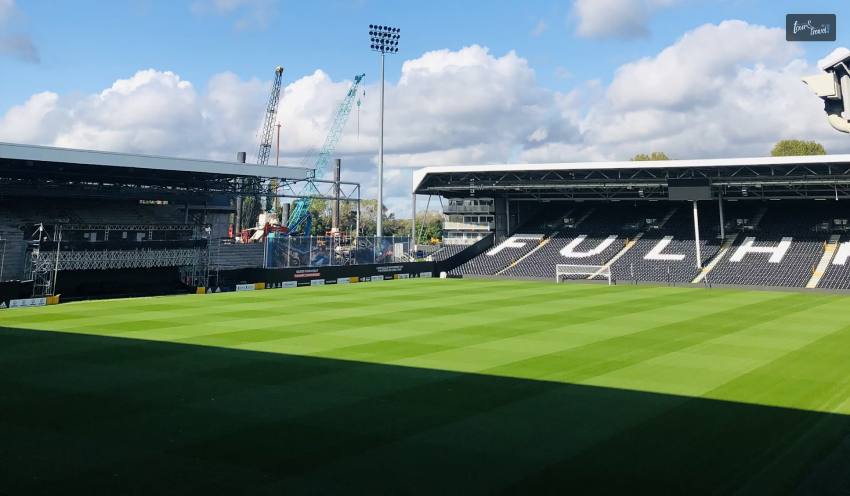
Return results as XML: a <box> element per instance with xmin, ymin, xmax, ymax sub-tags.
<box><xmin>0</xmin><ymin>280</ymin><xmax>61</xmax><ymax>310</ymax></box>
<box><xmin>200</xmin><ymin>261</ymin><xmax>437</xmax><ymax>293</ymax></box>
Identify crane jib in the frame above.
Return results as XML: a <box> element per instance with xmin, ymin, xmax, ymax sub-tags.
<box><xmin>285</xmin><ymin>74</ymin><xmax>366</xmax><ymax>234</ymax></box>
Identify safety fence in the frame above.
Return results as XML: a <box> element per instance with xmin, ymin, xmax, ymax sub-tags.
<box><xmin>267</xmin><ymin>236</ymin><xmax>413</xmax><ymax>268</ymax></box>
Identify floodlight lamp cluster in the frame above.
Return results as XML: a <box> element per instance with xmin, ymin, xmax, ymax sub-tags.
<box><xmin>369</xmin><ymin>24</ymin><xmax>401</xmax><ymax>54</ymax></box>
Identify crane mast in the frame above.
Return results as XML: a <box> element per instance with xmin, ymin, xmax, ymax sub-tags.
<box><xmin>286</xmin><ymin>73</ymin><xmax>365</xmax><ymax>233</ymax></box>
<box><xmin>257</xmin><ymin>67</ymin><xmax>284</xmax><ymax>165</ymax></box>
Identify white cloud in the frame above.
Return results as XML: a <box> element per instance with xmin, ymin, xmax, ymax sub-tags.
<box><xmin>0</xmin><ymin>0</ymin><xmax>14</xmax><ymax>20</ymax></box>
<box><xmin>3</xmin><ymin>21</ymin><xmax>849</xmax><ymax>217</ymax></box>
<box><xmin>522</xmin><ymin>20</ymin><xmax>849</xmax><ymax>163</ymax></box>
<box><xmin>570</xmin><ymin>0</ymin><xmax>682</xmax><ymax>40</ymax></box>
<box><xmin>554</xmin><ymin>66</ymin><xmax>575</xmax><ymax>79</ymax></box>
<box><xmin>604</xmin><ymin>21</ymin><xmax>802</xmax><ymax>111</ymax></box>
<box><xmin>0</xmin><ymin>69</ymin><xmax>267</xmax><ymax>159</ymax></box>
<box><xmin>532</xmin><ymin>19</ymin><xmax>547</xmax><ymax>37</ymax></box>
<box><xmin>528</xmin><ymin>127</ymin><xmax>548</xmax><ymax>142</ymax></box>
<box><xmin>0</xmin><ymin>0</ymin><xmax>38</xmax><ymax>62</ymax></box>
<box><xmin>190</xmin><ymin>0</ymin><xmax>278</xmax><ymax>31</ymax></box>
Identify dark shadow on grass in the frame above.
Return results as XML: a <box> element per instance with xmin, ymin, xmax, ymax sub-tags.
<box><xmin>0</xmin><ymin>326</ymin><xmax>848</xmax><ymax>496</ymax></box>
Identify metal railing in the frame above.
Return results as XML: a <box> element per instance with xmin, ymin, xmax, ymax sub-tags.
<box><xmin>443</xmin><ymin>222</ymin><xmax>494</xmax><ymax>231</ymax></box>
<box><xmin>442</xmin><ymin>205</ymin><xmax>495</xmax><ymax>214</ymax></box>
<box><xmin>442</xmin><ymin>238</ymin><xmax>485</xmax><ymax>246</ymax></box>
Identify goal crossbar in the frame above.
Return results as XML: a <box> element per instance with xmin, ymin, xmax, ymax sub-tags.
<box><xmin>556</xmin><ymin>264</ymin><xmax>612</xmax><ymax>285</ymax></box>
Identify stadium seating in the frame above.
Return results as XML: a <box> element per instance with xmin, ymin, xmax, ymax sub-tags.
<box><xmin>450</xmin><ymin>204</ymin><xmax>587</xmax><ymax>275</ymax></box>
<box><xmin>500</xmin><ymin>203</ymin><xmax>668</xmax><ymax>279</ymax></box>
<box><xmin>0</xmin><ymin>199</ymin><xmax>207</xmax><ymax>281</ymax></box>
<box><xmin>448</xmin><ymin>200</ymin><xmax>850</xmax><ymax>290</ymax></box>
<box><xmin>214</xmin><ymin>243</ymin><xmax>265</xmax><ymax>270</ymax></box>
<box><xmin>819</xmin><ymin>237</ymin><xmax>850</xmax><ymax>289</ymax></box>
<box><xmin>705</xmin><ymin>204</ymin><xmax>831</xmax><ymax>287</ymax></box>
<box><xmin>610</xmin><ymin>204</ymin><xmax>723</xmax><ymax>283</ymax></box>
<box><xmin>0</xmin><ymin>226</ymin><xmax>26</xmax><ymax>282</ymax></box>
<box><xmin>449</xmin><ymin>234</ymin><xmax>543</xmax><ymax>275</ymax></box>
<box><xmin>429</xmin><ymin>244</ymin><xmax>467</xmax><ymax>261</ymax></box>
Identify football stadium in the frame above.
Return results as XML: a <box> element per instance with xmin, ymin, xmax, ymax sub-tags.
<box><xmin>4</xmin><ymin>12</ymin><xmax>850</xmax><ymax>493</ymax></box>
<box><xmin>4</xmin><ymin>140</ymin><xmax>850</xmax><ymax>494</ymax></box>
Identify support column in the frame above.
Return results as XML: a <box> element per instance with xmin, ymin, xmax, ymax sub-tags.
<box><xmin>693</xmin><ymin>201</ymin><xmax>702</xmax><ymax>268</ymax></box>
<box><xmin>506</xmin><ymin>199</ymin><xmax>510</xmax><ymax>235</ymax></box>
<box><xmin>235</xmin><ymin>152</ymin><xmax>246</xmax><ymax>235</ymax></box>
<box><xmin>332</xmin><ymin>159</ymin><xmax>341</xmax><ymax>232</ymax></box>
<box><xmin>718</xmin><ymin>193</ymin><xmax>725</xmax><ymax>241</ymax></box>
<box><xmin>411</xmin><ymin>193</ymin><xmax>417</xmax><ymax>245</ymax></box>
<box><xmin>377</xmin><ymin>53</ymin><xmax>385</xmax><ymax>238</ymax></box>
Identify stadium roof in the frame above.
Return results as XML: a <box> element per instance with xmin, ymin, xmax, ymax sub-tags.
<box><xmin>413</xmin><ymin>154</ymin><xmax>850</xmax><ymax>201</ymax></box>
<box><xmin>0</xmin><ymin>142</ymin><xmax>310</xmax><ymax>179</ymax></box>
<box><xmin>0</xmin><ymin>142</ymin><xmax>312</xmax><ymax>202</ymax></box>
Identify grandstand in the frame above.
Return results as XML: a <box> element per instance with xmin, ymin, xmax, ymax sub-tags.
<box><xmin>0</xmin><ymin>142</ymin><xmax>309</xmax><ymax>297</ymax></box>
<box><xmin>414</xmin><ymin>155</ymin><xmax>850</xmax><ymax>290</ymax></box>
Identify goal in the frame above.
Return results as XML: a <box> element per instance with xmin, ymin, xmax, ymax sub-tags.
<box><xmin>556</xmin><ymin>264</ymin><xmax>612</xmax><ymax>285</ymax></box>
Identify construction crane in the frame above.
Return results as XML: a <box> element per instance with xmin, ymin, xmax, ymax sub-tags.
<box><xmin>239</xmin><ymin>66</ymin><xmax>283</xmax><ymax>230</ymax></box>
<box><xmin>257</xmin><ymin>67</ymin><xmax>284</xmax><ymax>165</ymax></box>
<box><xmin>285</xmin><ymin>73</ymin><xmax>365</xmax><ymax>234</ymax></box>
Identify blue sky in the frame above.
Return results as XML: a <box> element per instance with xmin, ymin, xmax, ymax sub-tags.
<box><xmin>3</xmin><ymin>0</ymin><xmax>847</xmax><ymax>113</ymax></box>
<box><xmin>1</xmin><ymin>0</ymin><xmax>849</xmax><ymax>214</ymax></box>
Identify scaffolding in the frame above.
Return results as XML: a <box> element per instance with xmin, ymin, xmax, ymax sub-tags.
<box><xmin>28</xmin><ymin>223</ymin><xmax>210</xmax><ymax>296</ymax></box>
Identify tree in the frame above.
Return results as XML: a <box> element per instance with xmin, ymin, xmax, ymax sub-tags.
<box><xmin>241</xmin><ymin>193</ymin><xmax>262</xmax><ymax>229</ymax></box>
<box><xmin>414</xmin><ymin>210</ymin><xmax>443</xmax><ymax>242</ymax></box>
<box><xmin>770</xmin><ymin>140</ymin><xmax>827</xmax><ymax>157</ymax></box>
<box><xmin>285</xmin><ymin>197</ymin><xmax>432</xmax><ymax>239</ymax></box>
<box><xmin>630</xmin><ymin>152</ymin><xmax>672</xmax><ymax>161</ymax></box>
<box><xmin>307</xmin><ymin>198</ymin><xmax>332</xmax><ymax>235</ymax></box>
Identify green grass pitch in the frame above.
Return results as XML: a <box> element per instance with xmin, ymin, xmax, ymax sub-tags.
<box><xmin>2</xmin><ymin>278</ymin><xmax>850</xmax><ymax>494</ymax></box>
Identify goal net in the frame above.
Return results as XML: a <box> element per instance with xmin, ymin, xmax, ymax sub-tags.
<box><xmin>556</xmin><ymin>264</ymin><xmax>612</xmax><ymax>285</ymax></box>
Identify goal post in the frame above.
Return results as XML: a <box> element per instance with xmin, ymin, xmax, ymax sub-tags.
<box><xmin>556</xmin><ymin>264</ymin><xmax>612</xmax><ymax>285</ymax></box>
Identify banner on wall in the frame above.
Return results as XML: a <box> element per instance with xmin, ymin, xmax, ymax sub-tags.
<box><xmin>236</xmin><ymin>284</ymin><xmax>255</xmax><ymax>292</ymax></box>
<box><xmin>224</xmin><ymin>261</ymin><xmax>438</xmax><ymax>289</ymax></box>
<box><xmin>9</xmin><ymin>298</ymin><xmax>47</xmax><ymax>309</ymax></box>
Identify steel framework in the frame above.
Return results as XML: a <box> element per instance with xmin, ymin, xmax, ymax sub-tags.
<box><xmin>286</xmin><ymin>74</ymin><xmax>365</xmax><ymax>231</ymax></box>
<box><xmin>60</xmin><ymin>224</ymin><xmax>206</xmax><ymax>241</ymax></box>
<box><xmin>31</xmin><ymin>248</ymin><xmax>204</xmax><ymax>271</ymax></box>
<box><xmin>28</xmin><ymin>247</ymin><xmax>208</xmax><ymax>296</ymax></box>
<box><xmin>415</xmin><ymin>162</ymin><xmax>850</xmax><ymax>201</ymax></box>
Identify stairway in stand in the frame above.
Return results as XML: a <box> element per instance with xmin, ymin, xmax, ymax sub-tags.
<box><xmin>692</xmin><ymin>233</ymin><xmax>740</xmax><ymax>283</ymax></box>
<box><xmin>591</xmin><ymin>233</ymin><xmax>644</xmax><ymax>280</ymax></box>
<box><xmin>806</xmin><ymin>234</ymin><xmax>841</xmax><ymax>288</ymax></box>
